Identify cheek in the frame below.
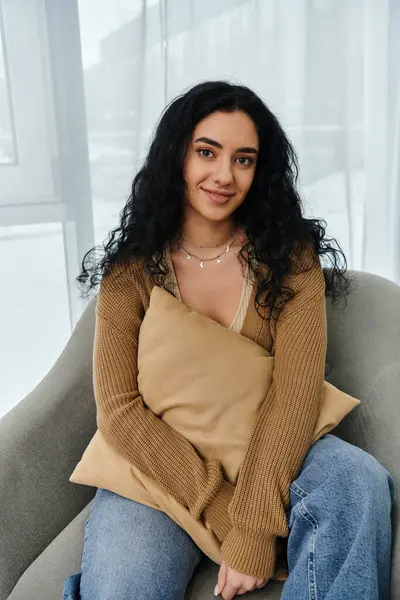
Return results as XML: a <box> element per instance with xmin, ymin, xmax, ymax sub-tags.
<box><xmin>238</xmin><ymin>170</ymin><xmax>256</xmax><ymax>195</ymax></box>
<box><xmin>184</xmin><ymin>160</ymin><xmax>204</xmax><ymax>189</ymax></box>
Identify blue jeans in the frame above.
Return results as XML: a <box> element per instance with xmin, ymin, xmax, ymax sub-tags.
<box><xmin>62</xmin><ymin>434</ymin><xmax>395</xmax><ymax>600</ymax></box>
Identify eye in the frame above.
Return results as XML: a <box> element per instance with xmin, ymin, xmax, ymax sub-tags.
<box><xmin>236</xmin><ymin>156</ymin><xmax>255</xmax><ymax>166</ymax></box>
<box><xmin>197</xmin><ymin>148</ymin><xmax>214</xmax><ymax>158</ymax></box>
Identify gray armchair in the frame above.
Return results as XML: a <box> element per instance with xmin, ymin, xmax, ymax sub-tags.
<box><xmin>1</xmin><ymin>271</ymin><xmax>399</xmax><ymax>600</ymax></box>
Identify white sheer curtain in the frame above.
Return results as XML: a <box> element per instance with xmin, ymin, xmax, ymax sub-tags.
<box><xmin>0</xmin><ymin>0</ymin><xmax>399</xmax><ymax>416</ymax></box>
<box><xmin>80</xmin><ymin>0</ymin><xmax>400</xmax><ymax>277</ymax></box>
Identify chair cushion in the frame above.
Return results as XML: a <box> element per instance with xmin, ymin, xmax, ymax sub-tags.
<box><xmin>8</xmin><ymin>500</ymin><xmax>93</xmax><ymax>600</ymax></box>
<box><xmin>7</xmin><ymin>502</ymin><xmax>92</xmax><ymax>600</ymax></box>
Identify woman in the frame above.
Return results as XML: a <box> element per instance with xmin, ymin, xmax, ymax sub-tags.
<box><xmin>64</xmin><ymin>81</ymin><xmax>394</xmax><ymax>600</ymax></box>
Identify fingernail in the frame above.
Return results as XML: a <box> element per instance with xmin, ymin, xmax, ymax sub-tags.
<box><xmin>214</xmin><ymin>583</ymin><xmax>220</xmax><ymax>596</ymax></box>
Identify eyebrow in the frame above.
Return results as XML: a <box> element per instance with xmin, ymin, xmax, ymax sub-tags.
<box><xmin>194</xmin><ymin>136</ymin><xmax>258</xmax><ymax>155</ymax></box>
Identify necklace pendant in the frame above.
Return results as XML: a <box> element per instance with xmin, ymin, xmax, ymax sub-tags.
<box><xmin>186</xmin><ymin>253</ymin><xmax>191</xmax><ymax>260</ymax></box>
<box><xmin>200</xmin><ymin>261</ymin><xmax>204</xmax><ymax>268</ymax></box>
<box><xmin>217</xmin><ymin>257</ymin><xmax>221</xmax><ymax>264</ymax></box>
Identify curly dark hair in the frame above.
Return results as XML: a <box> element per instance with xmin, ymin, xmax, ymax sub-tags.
<box><xmin>78</xmin><ymin>80</ymin><xmax>352</xmax><ymax>320</ymax></box>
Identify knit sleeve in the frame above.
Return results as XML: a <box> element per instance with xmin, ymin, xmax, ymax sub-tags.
<box><xmin>94</xmin><ymin>262</ymin><xmax>233</xmax><ymax>541</ymax></box>
<box><xmin>220</xmin><ymin>248</ymin><xmax>327</xmax><ymax>578</ymax></box>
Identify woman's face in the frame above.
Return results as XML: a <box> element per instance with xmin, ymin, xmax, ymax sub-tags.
<box><xmin>182</xmin><ymin>110</ymin><xmax>259</xmax><ymax>223</ymax></box>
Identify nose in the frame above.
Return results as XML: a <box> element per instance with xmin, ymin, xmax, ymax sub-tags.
<box><xmin>212</xmin><ymin>158</ymin><xmax>234</xmax><ymax>186</ymax></box>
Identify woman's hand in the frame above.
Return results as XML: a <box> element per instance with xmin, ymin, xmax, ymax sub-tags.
<box><xmin>215</xmin><ymin>560</ymin><xmax>268</xmax><ymax>599</ymax></box>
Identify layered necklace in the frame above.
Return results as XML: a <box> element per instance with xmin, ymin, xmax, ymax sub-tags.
<box><xmin>177</xmin><ymin>231</ymin><xmax>236</xmax><ymax>268</ymax></box>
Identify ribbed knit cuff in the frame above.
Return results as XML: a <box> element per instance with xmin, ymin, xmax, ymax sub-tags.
<box><xmin>221</xmin><ymin>528</ymin><xmax>277</xmax><ymax>579</ymax></box>
<box><xmin>203</xmin><ymin>479</ymin><xmax>234</xmax><ymax>542</ymax></box>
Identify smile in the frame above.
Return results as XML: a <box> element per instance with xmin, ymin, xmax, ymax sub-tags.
<box><xmin>202</xmin><ymin>188</ymin><xmax>235</xmax><ymax>204</ymax></box>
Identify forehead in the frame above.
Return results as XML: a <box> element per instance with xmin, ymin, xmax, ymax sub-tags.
<box><xmin>192</xmin><ymin>111</ymin><xmax>259</xmax><ymax>149</ymax></box>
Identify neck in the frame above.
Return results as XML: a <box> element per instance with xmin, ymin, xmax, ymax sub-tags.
<box><xmin>180</xmin><ymin>213</ymin><xmax>236</xmax><ymax>248</ymax></box>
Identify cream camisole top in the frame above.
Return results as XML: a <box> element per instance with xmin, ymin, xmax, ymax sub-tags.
<box><xmin>164</xmin><ymin>245</ymin><xmax>253</xmax><ymax>333</ymax></box>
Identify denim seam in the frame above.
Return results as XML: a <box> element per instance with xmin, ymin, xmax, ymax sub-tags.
<box><xmin>290</xmin><ymin>481</ymin><xmax>308</xmax><ymax>499</ymax></box>
<box><xmin>81</xmin><ymin>513</ymin><xmax>93</xmax><ymax>567</ymax></box>
<box><xmin>296</xmin><ymin>500</ymin><xmax>318</xmax><ymax>600</ymax></box>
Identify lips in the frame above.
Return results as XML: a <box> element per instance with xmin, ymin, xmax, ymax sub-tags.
<box><xmin>202</xmin><ymin>188</ymin><xmax>235</xmax><ymax>204</ymax></box>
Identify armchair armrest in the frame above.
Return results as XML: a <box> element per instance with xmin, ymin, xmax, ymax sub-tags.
<box><xmin>325</xmin><ymin>271</ymin><xmax>399</xmax><ymax>597</ymax></box>
<box><xmin>0</xmin><ymin>297</ymin><xmax>97</xmax><ymax>599</ymax></box>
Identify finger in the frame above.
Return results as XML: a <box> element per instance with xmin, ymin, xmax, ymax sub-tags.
<box><xmin>237</xmin><ymin>583</ymin><xmax>259</xmax><ymax>595</ymax></box>
<box><xmin>217</xmin><ymin>561</ymin><xmax>228</xmax><ymax>596</ymax></box>
<box><xmin>235</xmin><ymin>586</ymin><xmax>249</xmax><ymax>595</ymax></box>
<box><xmin>221</xmin><ymin>582</ymin><xmax>240</xmax><ymax>600</ymax></box>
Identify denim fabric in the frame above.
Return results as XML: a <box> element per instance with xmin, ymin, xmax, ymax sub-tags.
<box><xmin>62</xmin><ymin>434</ymin><xmax>395</xmax><ymax>600</ymax></box>
<box><xmin>281</xmin><ymin>434</ymin><xmax>395</xmax><ymax>600</ymax></box>
<box><xmin>62</xmin><ymin>486</ymin><xmax>202</xmax><ymax>600</ymax></box>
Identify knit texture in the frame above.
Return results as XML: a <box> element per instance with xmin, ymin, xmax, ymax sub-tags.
<box><xmin>221</xmin><ymin>256</ymin><xmax>327</xmax><ymax>577</ymax></box>
<box><xmin>94</xmin><ymin>247</ymin><xmax>326</xmax><ymax>578</ymax></box>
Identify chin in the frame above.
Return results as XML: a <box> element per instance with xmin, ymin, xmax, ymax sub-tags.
<box><xmin>197</xmin><ymin>205</ymin><xmax>236</xmax><ymax>222</ymax></box>
<box><xmin>190</xmin><ymin>196</ymin><xmax>242</xmax><ymax>221</ymax></box>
